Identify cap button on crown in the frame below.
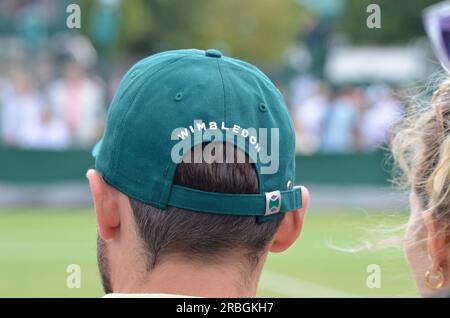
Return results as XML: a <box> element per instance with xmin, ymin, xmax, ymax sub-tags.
<box><xmin>205</xmin><ymin>49</ymin><xmax>222</xmax><ymax>58</ymax></box>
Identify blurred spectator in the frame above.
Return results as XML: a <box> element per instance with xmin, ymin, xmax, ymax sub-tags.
<box><xmin>321</xmin><ymin>88</ymin><xmax>358</xmax><ymax>153</ymax></box>
<box><xmin>0</xmin><ymin>68</ymin><xmax>70</xmax><ymax>149</ymax></box>
<box><xmin>292</xmin><ymin>80</ymin><xmax>330</xmax><ymax>154</ymax></box>
<box><xmin>0</xmin><ymin>68</ymin><xmax>40</xmax><ymax>147</ymax></box>
<box><xmin>358</xmin><ymin>84</ymin><xmax>403</xmax><ymax>151</ymax></box>
<box><xmin>26</xmin><ymin>106</ymin><xmax>71</xmax><ymax>149</ymax></box>
<box><xmin>47</xmin><ymin>61</ymin><xmax>105</xmax><ymax>147</ymax></box>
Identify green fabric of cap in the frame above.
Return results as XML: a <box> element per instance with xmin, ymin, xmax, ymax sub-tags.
<box><xmin>93</xmin><ymin>49</ymin><xmax>302</xmax><ymax>221</ymax></box>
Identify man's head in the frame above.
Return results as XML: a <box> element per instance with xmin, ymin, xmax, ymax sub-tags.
<box><xmin>88</xmin><ymin>143</ymin><xmax>308</xmax><ymax>296</ymax></box>
<box><xmin>89</xmin><ymin>49</ymin><xmax>308</xmax><ymax>296</ymax></box>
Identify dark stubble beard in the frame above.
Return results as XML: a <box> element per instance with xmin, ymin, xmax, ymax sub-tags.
<box><xmin>97</xmin><ymin>235</ymin><xmax>113</xmax><ymax>294</ymax></box>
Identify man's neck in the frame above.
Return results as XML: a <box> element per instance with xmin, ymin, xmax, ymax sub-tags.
<box><xmin>114</xmin><ymin>260</ymin><xmax>261</xmax><ymax>297</ymax></box>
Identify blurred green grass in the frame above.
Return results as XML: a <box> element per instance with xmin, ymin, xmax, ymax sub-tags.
<box><xmin>0</xmin><ymin>208</ymin><xmax>417</xmax><ymax>297</ymax></box>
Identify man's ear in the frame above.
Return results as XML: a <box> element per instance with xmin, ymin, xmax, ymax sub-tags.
<box><xmin>422</xmin><ymin>211</ymin><xmax>450</xmax><ymax>283</ymax></box>
<box><xmin>87</xmin><ymin>169</ymin><xmax>121</xmax><ymax>241</ymax></box>
<box><xmin>270</xmin><ymin>186</ymin><xmax>309</xmax><ymax>253</ymax></box>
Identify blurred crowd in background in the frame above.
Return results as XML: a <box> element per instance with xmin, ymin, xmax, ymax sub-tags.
<box><xmin>0</xmin><ymin>0</ymin><xmax>438</xmax><ymax>153</ymax></box>
<box><xmin>0</xmin><ymin>54</ymin><xmax>403</xmax><ymax>152</ymax></box>
<box><xmin>0</xmin><ymin>57</ymin><xmax>106</xmax><ymax>149</ymax></box>
<box><xmin>289</xmin><ymin>76</ymin><xmax>403</xmax><ymax>154</ymax></box>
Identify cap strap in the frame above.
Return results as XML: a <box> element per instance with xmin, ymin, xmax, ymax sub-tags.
<box><xmin>167</xmin><ymin>185</ymin><xmax>302</xmax><ymax>216</ymax></box>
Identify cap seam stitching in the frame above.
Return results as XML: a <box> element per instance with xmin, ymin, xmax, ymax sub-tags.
<box><xmin>216</xmin><ymin>58</ymin><xmax>227</xmax><ymax>122</ymax></box>
<box><xmin>112</xmin><ymin>55</ymin><xmax>189</xmax><ymax>181</ymax></box>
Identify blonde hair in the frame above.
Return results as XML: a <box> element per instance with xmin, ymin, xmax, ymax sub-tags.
<box><xmin>392</xmin><ymin>79</ymin><xmax>450</xmax><ymax>225</ymax></box>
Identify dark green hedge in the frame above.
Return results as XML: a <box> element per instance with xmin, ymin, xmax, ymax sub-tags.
<box><xmin>0</xmin><ymin>149</ymin><xmax>391</xmax><ymax>185</ymax></box>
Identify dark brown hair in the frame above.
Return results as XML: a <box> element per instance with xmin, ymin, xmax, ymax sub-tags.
<box><xmin>130</xmin><ymin>143</ymin><xmax>283</xmax><ymax>271</ymax></box>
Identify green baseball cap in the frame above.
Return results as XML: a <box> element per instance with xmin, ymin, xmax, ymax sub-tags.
<box><xmin>93</xmin><ymin>49</ymin><xmax>302</xmax><ymax>222</ymax></box>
